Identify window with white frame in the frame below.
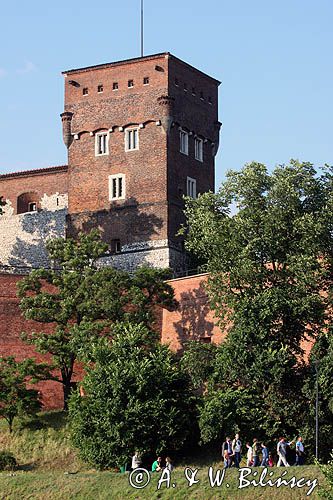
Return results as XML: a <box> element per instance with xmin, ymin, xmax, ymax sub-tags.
<box><xmin>180</xmin><ymin>129</ymin><xmax>189</xmax><ymax>155</ymax></box>
<box><xmin>187</xmin><ymin>177</ymin><xmax>197</xmax><ymax>198</ymax></box>
<box><xmin>125</xmin><ymin>128</ymin><xmax>139</xmax><ymax>151</ymax></box>
<box><xmin>194</xmin><ymin>137</ymin><xmax>203</xmax><ymax>162</ymax></box>
<box><xmin>109</xmin><ymin>174</ymin><xmax>125</xmax><ymax>201</ymax></box>
<box><xmin>95</xmin><ymin>132</ymin><xmax>109</xmax><ymax>156</ymax></box>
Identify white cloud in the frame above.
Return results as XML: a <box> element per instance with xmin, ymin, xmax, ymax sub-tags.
<box><xmin>16</xmin><ymin>60</ymin><xmax>36</xmax><ymax>75</ymax></box>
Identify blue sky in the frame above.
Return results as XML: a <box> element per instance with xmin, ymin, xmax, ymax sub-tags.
<box><xmin>0</xmin><ymin>0</ymin><xmax>332</xmax><ymax>188</ymax></box>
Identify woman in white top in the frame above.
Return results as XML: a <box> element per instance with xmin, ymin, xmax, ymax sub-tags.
<box><xmin>165</xmin><ymin>457</ymin><xmax>174</xmax><ymax>472</ymax></box>
<box><xmin>246</xmin><ymin>442</ymin><xmax>253</xmax><ymax>466</ymax></box>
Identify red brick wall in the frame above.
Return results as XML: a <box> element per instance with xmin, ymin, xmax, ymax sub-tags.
<box><xmin>0</xmin><ymin>167</ymin><xmax>68</xmax><ymax>214</ymax></box>
<box><xmin>0</xmin><ymin>274</ymin><xmax>82</xmax><ymax>409</ymax></box>
<box><xmin>162</xmin><ymin>273</ymin><xmax>226</xmax><ymax>351</ymax></box>
<box><xmin>0</xmin><ymin>272</ymin><xmax>314</xmax><ymax>409</ymax></box>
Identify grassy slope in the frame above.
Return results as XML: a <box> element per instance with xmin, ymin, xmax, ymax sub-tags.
<box><xmin>0</xmin><ymin>412</ymin><xmax>326</xmax><ymax>499</ymax></box>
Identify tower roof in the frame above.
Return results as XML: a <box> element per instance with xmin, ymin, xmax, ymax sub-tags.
<box><xmin>62</xmin><ymin>52</ymin><xmax>221</xmax><ymax>85</ymax></box>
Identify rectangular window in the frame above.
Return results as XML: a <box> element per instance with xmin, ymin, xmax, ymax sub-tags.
<box><xmin>111</xmin><ymin>239</ymin><xmax>121</xmax><ymax>254</ymax></box>
<box><xmin>128</xmin><ymin>80</ymin><xmax>134</xmax><ymax>88</ymax></box>
<box><xmin>143</xmin><ymin>76</ymin><xmax>149</xmax><ymax>85</ymax></box>
<box><xmin>82</xmin><ymin>87</ymin><xmax>88</xmax><ymax>95</ymax></box>
<box><xmin>97</xmin><ymin>84</ymin><xmax>103</xmax><ymax>93</ymax></box>
<box><xmin>95</xmin><ymin>132</ymin><xmax>109</xmax><ymax>156</ymax></box>
<box><xmin>194</xmin><ymin>137</ymin><xmax>203</xmax><ymax>162</ymax></box>
<box><xmin>109</xmin><ymin>174</ymin><xmax>125</xmax><ymax>201</ymax></box>
<box><xmin>113</xmin><ymin>82</ymin><xmax>119</xmax><ymax>90</ymax></box>
<box><xmin>125</xmin><ymin>128</ymin><xmax>139</xmax><ymax>151</ymax></box>
<box><xmin>180</xmin><ymin>130</ymin><xmax>189</xmax><ymax>155</ymax></box>
<box><xmin>187</xmin><ymin>177</ymin><xmax>197</xmax><ymax>198</ymax></box>
<box><xmin>28</xmin><ymin>202</ymin><xmax>37</xmax><ymax>212</ymax></box>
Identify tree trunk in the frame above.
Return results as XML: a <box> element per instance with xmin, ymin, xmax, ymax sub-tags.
<box><xmin>62</xmin><ymin>379</ymin><xmax>72</xmax><ymax>411</ymax></box>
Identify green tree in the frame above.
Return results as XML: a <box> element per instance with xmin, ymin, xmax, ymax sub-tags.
<box><xmin>18</xmin><ymin>231</ymin><xmax>175</xmax><ymax>409</ymax></box>
<box><xmin>0</xmin><ymin>356</ymin><xmax>50</xmax><ymax>432</ymax></box>
<box><xmin>180</xmin><ymin>341</ymin><xmax>217</xmax><ymax>391</ymax></box>
<box><xmin>69</xmin><ymin>323</ymin><xmax>194</xmax><ymax>468</ymax></box>
<box><xmin>182</xmin><ymin>160</ymin><xmax>332</xmax><ymax>445</ymax></box>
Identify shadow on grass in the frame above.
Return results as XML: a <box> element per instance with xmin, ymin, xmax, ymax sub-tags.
<box><xmin>17</xmin><ymin>462</ymin><xmax>37</xmax><ymax>472</ymax></box>
<box><xmin>18</xmin><ymin>410</ymin><xmax>68</xmax><ymax>432</ymax></box>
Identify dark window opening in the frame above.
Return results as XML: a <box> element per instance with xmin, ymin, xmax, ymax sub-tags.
<box><xmin>200</xmin><ymin>91</ymin><xmax>204</xmax><ymax>100</ymax></box>
<box><xmin>128</xmin><ymin>80</ymin><xmax>134</xmax><ymax>88</ymax></box>
<box><xmin>82</xmin><ymin>87</ymin><xmax>88</xmax><ymax>95</ymax></box>
<box><xmin>28</xmin><ymin>202</ymin><xmax>37</xmax><ymax>212</ymax></box>
<box><xmin>200</xmin><ymin>336</ymin><xmax>211</xmax><ymax>344</ymax></box>
<box><xmin>111</xmin><ymin>239</ymin><xmax>121</xmax><ymax>254</ymax></box>
<box><xmin>175</xmin><ymin>78</ymin><xmax>179</xmax><ymax>86</ymax></box>
<box><xmin>143</xmin><ymin>76</ymin><xmax>149</xmax><ymax>85</ymax></box>
<box><xmin>208</xmin><ymin>96</ymin><xmax>212</xmax><ymax>104</ymax></box>
<box><xmin>17</xmin><ymin>192</ymin><xmax>39</xmax><ymax>214</ymax></box>
<box><xmin>192</xmin><ymin>87</ymin><xmax>196</xmax><ymax>95</ymax></box>
<box><xmin>98</xmin><ymin>84</ymin><xmax>103</xmax><ymax>93</ymax></box>
<box><xmin>113</xmin><ymin>82</ymin><xmax>119</xmax><ymax>90</ymax></box>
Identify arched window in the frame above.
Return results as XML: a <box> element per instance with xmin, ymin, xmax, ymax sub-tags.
<box><xmin>17</xmin><ymin>192</ymin><xmax>39</xmax><ymax>214</ymax></box>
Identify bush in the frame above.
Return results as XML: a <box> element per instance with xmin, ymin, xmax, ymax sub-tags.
<box><xmin>69</xmin><ymin>323</ymin><xmax>195</xmax><ymax>468</ymax></box>
<box><xmin>0</xmin><ymin>451</ymin><xmax>17</xmax><ymax>470</ymax></box>
<box><xmin>317</xmin><ymin>451</ymin><xmax>333</xmax><ymax>499</ymax></box>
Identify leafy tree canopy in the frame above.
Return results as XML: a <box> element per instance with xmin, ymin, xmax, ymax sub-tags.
<box><xmin>69</xmin><ymin>323</ymin><xmax>194</xmax><ymax>468</ymax></box>
<box><xmin>181</xmin><ymin>161</ymin><xmax>332</xmax><ymax>453</ymax></box>
<box><xmin>0</xmin><ymin>356</ymin><xmax>50</xmax><ymax>432</ymax></box>
<box><xmin>18</xmin><ymin>230</ymin><xmax>176</xmax><ymax>408</ymax></box>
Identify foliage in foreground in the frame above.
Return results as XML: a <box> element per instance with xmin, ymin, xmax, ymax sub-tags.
<box><xmin>318</xmin><ymin>451</ymin><xmax>333</xmax><ymax>499</ymax></box>
<box><xmin>0</xmin><ymin>450</ymin><xmax>16</xmax><ymax>470</ymax></box>
<box><xmin>18</xmin><ymin>230</ymin><xmax>175</xmax><ymax>408</ymax></box>
<box><xmin>0</xmin><ymin>356</ymin><xmax>50</xmax><ymax>432</ymax></box>
<box><xmin>69</xmin><ymin>323</ymin><xmax>194</xmax><ymax>468</ymax></box>
<box><xmin>181</xmin><ymin>160</ymin><xmax>333</xmax><ymax>455</ymax></box>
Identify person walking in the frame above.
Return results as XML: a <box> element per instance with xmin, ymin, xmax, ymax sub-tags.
<box><xmin>222</xmin><ymin>437</ymin><xmax>233</xmax><ymax>469</ymax></box>
<box><xmin>261</xmin><ymin>443</ymin><xmax>269</xmax><ymax>467</ymax></box>
<box><xmin>252</xmin><ymin>438</ymin><xmax>261</xmax><ymax>467</ymax></box>
<box><xmin>295</xmin><ymin>437</ymin><xmax>305</xmax><ymax>466</ymax></box>
<box><xmin>246</xmin><ymin>442</ymin><xmax>253</xmax><ymax>466</ymax></box>
<box><xmin>232</xmin><ymin>433</ymin><xmax>242</xmax><ymax>468</ymax></box>
<box><xmin>131</xmin><ymin>451</ymin><xmax>141</xmax><ymax>470</ymax></box>
<box><xmin>277</xmin><ymin>437</ymin><xmax>294</xmax><ymax>467</ymax></box>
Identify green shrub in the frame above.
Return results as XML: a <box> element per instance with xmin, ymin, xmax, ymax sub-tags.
<box><xmin>69</xmin><ymin>323</ymin><xmax>195</xmax><ymax>468</ymax></box>
<box><xmin>318</xmin><ymin>451</ymin><xmax>333</xmax><ymax>499</ymax></box>
<box><xmin>0</xmin><ymin>450</ymin><xmax>17</xmax><ymax>470</ymax></box>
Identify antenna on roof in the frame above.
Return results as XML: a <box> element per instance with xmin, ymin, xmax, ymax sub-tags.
<box><xmin>141</xmin><ymin>0</ymin><xmax>144</xmax><ymax>57</ymax></box>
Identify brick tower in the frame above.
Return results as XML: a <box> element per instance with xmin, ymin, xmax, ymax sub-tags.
<box><xmin>61</xmin><ymin>52</ymin><xmax>221</xmax><ymax>274</ymax></box>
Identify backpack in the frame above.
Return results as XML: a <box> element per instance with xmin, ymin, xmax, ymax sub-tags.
<box><xmin>253</xmin><ymin>442</ymin><xmax>260</xmax><ymax>454</ymax></box>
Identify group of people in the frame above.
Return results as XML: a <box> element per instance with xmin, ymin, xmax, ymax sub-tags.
<box><xmin>222</xmin><ymin>434</ymin><xmax>305</xmax><ymax>468</ymax></box>
<box><xmin>131</xmin><ymin>452</ymin><xmax>174</xmax><ymax>472</ymax></box>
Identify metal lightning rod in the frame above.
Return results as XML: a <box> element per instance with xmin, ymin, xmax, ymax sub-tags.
<box><xmin>141</xmin><ymin>0</ymin><xmax>144</xmax><ymax>57</ymax></box>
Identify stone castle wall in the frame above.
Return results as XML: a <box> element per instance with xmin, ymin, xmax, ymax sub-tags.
<box><xmin>0</xmin><ymin>193</ymin><xmax>67</xmax><ymax>272</ymax></box>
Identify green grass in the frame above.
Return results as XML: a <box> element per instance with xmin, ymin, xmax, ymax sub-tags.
<box><xmin>0</xmin><ymin>467</ymin><xmax>324</xmax><ymax>499</ymax></box>
<box><xmin>0</xmin><ymin>412</ymin><xmax>327</xmax><ymax>499</ymax></box>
